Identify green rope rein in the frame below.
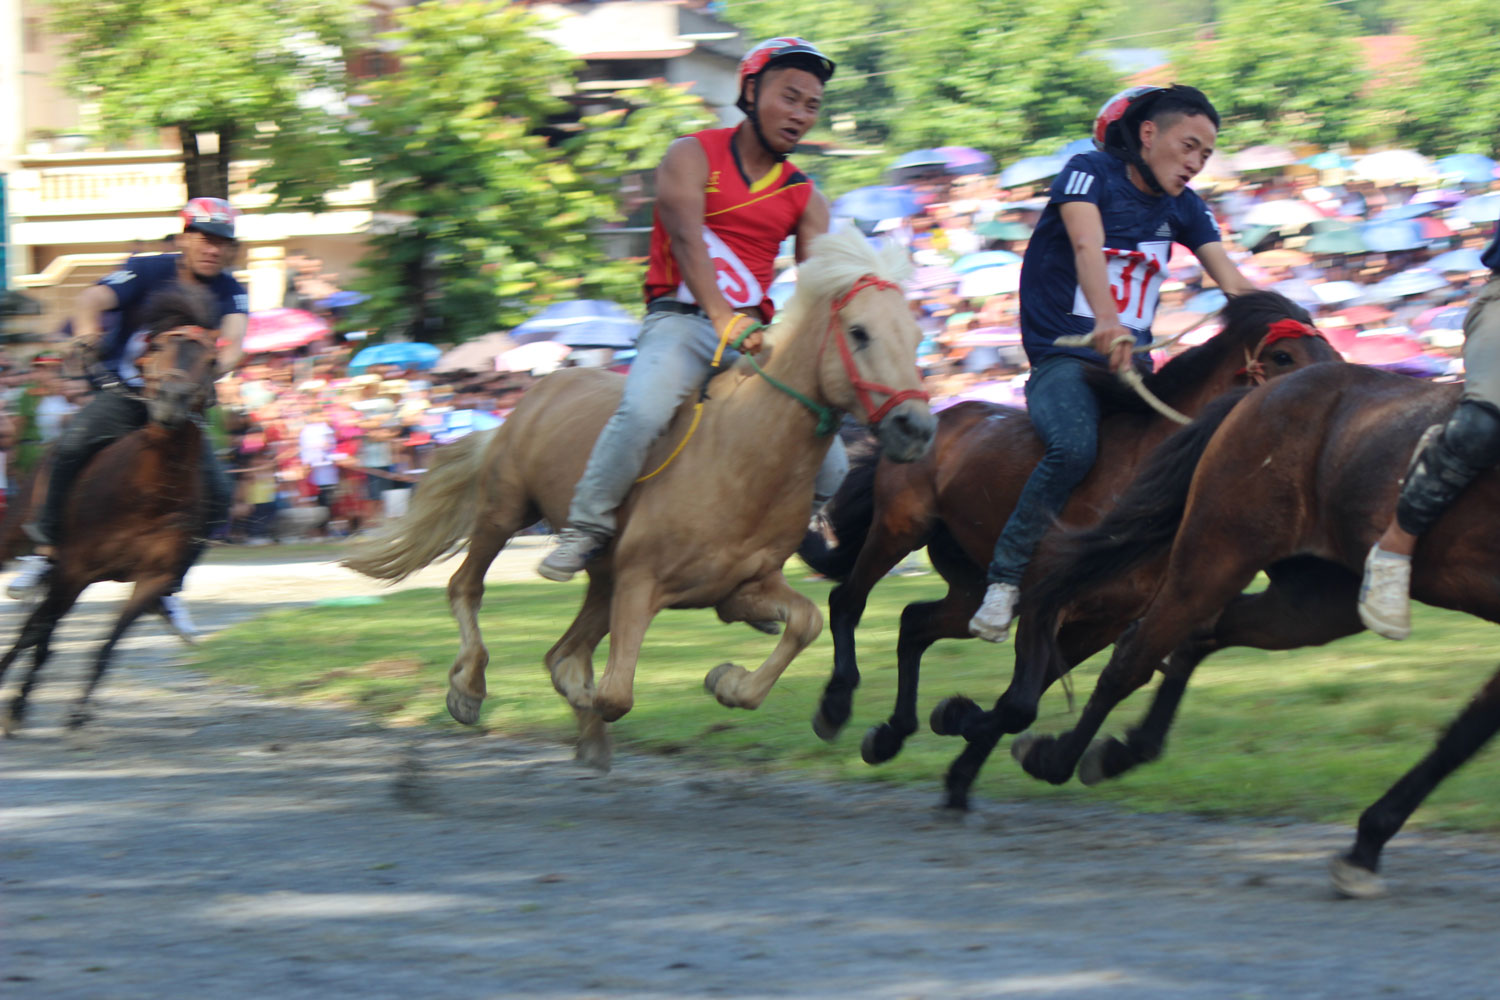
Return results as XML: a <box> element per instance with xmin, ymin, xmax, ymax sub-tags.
<box><xmin>728</xmin><ymin>323</ymin><xmax>840</xmax><ymax>437</ymax></box>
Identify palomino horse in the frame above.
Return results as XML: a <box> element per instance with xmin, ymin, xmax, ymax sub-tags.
<box><xmin>801</xmin><ymin>292</ymin><xmax>1340</xmax><ymax>764</ymax></box>
<box><xmin>0</xmin><ymin>287</ymin><xmax>218</xmax><ymax>734</ymax></box>
<box><xmin>1003</xmin><ymin>362</ymin><xmax>1500</xmax><ymax>897</ymax></box>
<box><xmin>345</xmin><ymin>229</ymin><xmax>936</xmax><ymax>769</ymax></box>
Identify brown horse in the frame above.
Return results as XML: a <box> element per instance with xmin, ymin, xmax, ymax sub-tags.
<box><xmin>345</xmin><ymin>229</ymin><xmax>936</xmax><ymax>770</ymax></box>
<box><xmin>801</xmin><ymin>292</ymin><xmax>1341</xmax><ymax>765</ymax></box>
<box><xmin>1003</xmin><ymin>361</ymin><xmax>1500</xmax><ymax>897</ymax></box>
<box><xmin>0</xmin><ymin>287</ymin><xmax>219</xmax><ymax>734</ymax></box>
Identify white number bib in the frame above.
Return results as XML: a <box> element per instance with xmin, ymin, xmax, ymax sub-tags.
<box><xmin>1072</xmin><ymin>240</ymin><xmax>1171</xmax><ymax>332</ymax></box>
<box><xmin>676</xmin><ymin>227</ymin><xmax>764</xmax><ymax>310</ymax></box>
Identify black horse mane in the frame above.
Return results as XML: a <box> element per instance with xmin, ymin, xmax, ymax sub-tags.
<box><xmin>1084</xmin><ymin>290</ymin><xmax>1313</xmax><ymax>415</ymax></box>
<box><xmin>140</xmin><ymin>284</ymin><xmax>221</xmax><ymax>338</ymax></box>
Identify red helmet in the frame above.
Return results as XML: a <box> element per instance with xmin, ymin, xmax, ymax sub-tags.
<box><xmin>1092</xmin><ymin>86</ymin><xmax>1166</xmax><ymax>152</ymax></box>
<box><xmin>181</xmin><ymin>197</ymin><xmax>239</xmax><ymax>239</ymax></box>
<box><xmin>736</xmin><ymin>37</ymin><xmax>836</xmax><ymax>113</ymax></box>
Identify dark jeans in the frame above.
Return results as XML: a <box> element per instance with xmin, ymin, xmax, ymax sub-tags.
<box><xmin>987</xmin><ymin>356</ymin><xmax>1102</xmax><ymax>586</ymax></box>
<box><xmin>36</xmin><ymin>387</ymin><xmax>232</xmax><ymax>589</ymax></box>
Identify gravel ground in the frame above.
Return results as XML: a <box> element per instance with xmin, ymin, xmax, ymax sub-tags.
<box><xmin>3</xmin><ymin>539</ymin><xmax>1500</xmax><ymax>1000</ymax></box>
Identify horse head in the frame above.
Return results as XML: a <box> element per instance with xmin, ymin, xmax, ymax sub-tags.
<box><xmin>776</xmin><ymin>229</ymin><xmax>936</xmax><ymax>462</ymax></box>
<box><xmin>136</xmin><ymin>286</ymin><xmax>221</xmax><ymax>428</ymax></box>
<box><xmin>1218</xmin><ymin>290</ymin><xmax>1344</xmax><ymax>382</ymax></box>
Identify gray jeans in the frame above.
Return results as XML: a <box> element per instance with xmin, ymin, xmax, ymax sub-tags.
<box><xmin>1462</xmin><ymin>274</ymin><xmax>1500</xmax><ymax>409</ymax></box>
<box><xmin>568</xmin><ymin>305</ymin><xmax>849</xmax><ymax>537</ymax></box>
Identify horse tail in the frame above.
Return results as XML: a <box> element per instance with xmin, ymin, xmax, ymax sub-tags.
<box><xmin>343</xmin><ymin>428</ymin><xmax>497</xmax><ymax>582</ymax></box>
<box><xmin>1024</xmin><ymin>388</ymin><xmax>1252</xmax><ymax>630</ymax></box>
<box><xmin>797</xmin><ymin>446</ymin><xmax>881</xmax><ymax>582</ymax></box>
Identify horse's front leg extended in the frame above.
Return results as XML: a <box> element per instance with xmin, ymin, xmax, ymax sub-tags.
<box><xmin>708</xmin><ymin>571</ymin><xmax>822</xmax><ymax>710</ymax></box>
<box><xmin>592</xmin><ymin>575</ymin><xmax>660</xmax><ymax>723</ymax></box>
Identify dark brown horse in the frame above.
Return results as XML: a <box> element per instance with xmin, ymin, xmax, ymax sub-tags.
<box><xmin>1001</xmin><ymin>361</ymin><xmax>1500</xmax><ymax>897</ymax></box>
<box><xmin>0</xmin><ymin>288</ymin><xmax>219</xmax><ymax>734</ymax></box>
<box><xmin>800</xmin><ymin>292</ymin><xmax>1341</xmax><ymax>764</ymax></box>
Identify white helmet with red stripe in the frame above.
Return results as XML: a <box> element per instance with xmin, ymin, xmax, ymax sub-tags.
<box><xmin>180</xmin><ymin>197</ymin><xmax>239</xmax><ymax>239</ymax></box>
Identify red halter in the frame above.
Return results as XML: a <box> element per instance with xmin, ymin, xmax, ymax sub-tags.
<box><xmin>1237</xmin><ymin>318</ymin><xmax>1328</xmax><ymax>385</ymax></box>
<box><xmin>820</xmin><ymin>274</ymin><xmax>931</xmax><ymax>427</ymax></box>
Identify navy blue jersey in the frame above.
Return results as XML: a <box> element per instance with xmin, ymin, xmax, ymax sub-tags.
<box><xmin>96</xmin><ymin>254</ymin><xmax>247</xmax><ymax>378</ymax></box>
<box><xmin>1483</xmin><ymin>232</ymin><xmax>1500</xmax><ymax>273</ymax></box>
<box><xmin>1020</xmin><ymin>150</ymin><xmax>1222</xmax><ymax>366</ymax></box>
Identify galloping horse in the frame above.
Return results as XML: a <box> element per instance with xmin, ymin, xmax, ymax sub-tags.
<box><xmin>345</xmin><ymin>229</ymin><xmax>936</xmax><ymax>769</ymax></box>
<box><xmin>801</xmin><ymin>292</ymin><xmax>1340</xmax><ymax>765</ymax></box>
<box><xmin>0</xmin><ymin>287</ymin><xmax>218</xmax><ymax>734</ymax></box>
<box><xmin>1003</xmin><ymin>361</ymin><xmax>1500</xmax><ymax>897</ymax></box>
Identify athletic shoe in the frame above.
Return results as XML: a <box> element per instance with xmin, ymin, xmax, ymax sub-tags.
<box><xmin>158</xmin><ymin>594</ymin><xmax>199</xmax><ymax>645</ymax></box>
<box><xmin>1357</xmin><ymin>544</ymin><xmax>1412</xmax><ymax>640</ymax></box>
<box><xmin>969</xmin><ymin>582</ymin><xmax>1021</xmax><ymax>643</ymax></box>
<box><xmin>6</xmin><ymin>555</ymin><xmax>52</xmax><ymax>603</ymax></box>
<box><xmin>537</xmin><ymin>528</ymin><xmax>607</xmax><ymax>582</ymax></box>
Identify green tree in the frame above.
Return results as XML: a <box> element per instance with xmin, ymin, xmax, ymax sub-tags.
<box><xmin>50</xmin><ymin>0</ymin><xmax>358</xmax><ymax>199</ymax></box>
<box><xmin>1171</xmin><ymin>0</ymin><xmax>1367</xmax><ymax>150</ymax></box>
<box><xmin>1395</xmin><ymin>0</ymin><xmax>1500</xmax><ymax>156</ymax></box>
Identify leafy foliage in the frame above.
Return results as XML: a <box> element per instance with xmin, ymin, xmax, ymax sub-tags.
<box><xmin>1397</xmin><ymin>0</ymin><xmax>1500</xmax><ymax>156</ymax></box>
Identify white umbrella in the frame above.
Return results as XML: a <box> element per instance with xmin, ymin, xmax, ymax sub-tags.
<box><xmin>496</xmin><ymin>341</ymin><xmax>570</xmax><ymax>373</ymax></box>
<box><xmin>1311</xmin><ymin>280</ymin><xmax>1364</xmax><ymax>306</ymax></box>
<box><xmin>1352</xmin><ymin>150</ymin><xmax>1435</xmax><ymax>184</ymax></box>
<box><xmin>1243</xmin><ymin>200</ymin><xmax>1325</xmax><ymax>228</ymax></box>
<box><xmin>957</xmin><ymin>264</ymin><xmax>1022</xmax><ymax>298</ymax></box>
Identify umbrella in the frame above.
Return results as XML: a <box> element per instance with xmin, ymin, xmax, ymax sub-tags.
<box><xmin>1428</xmin><ymin>248</ymin><xmax>1486</xmax><ymax>273</ymax></box>
<box><xmin>1184</xmin><ymin>289</ymin><xmax>1227</xmax><ymax>313</ymax></box>
<box><xmin>954</xmin><ymin>250</ymin><xmax>1022</xmax><ymax>273</ymax></box>
<box><xmin>1338</xmin><ymin>332</ymin><xmax>1426</xmax><ymax>367</ymax></box>
<box><xmin>1304</xmin><ymin>228</ymin><xmax>1369</xmax><ymax>255</ymax></box>
<box><xmin>511</xmin><ymin>299</ymin><xmax>639</xmax><ymax>346</ymax></box>
<box><xmin>1352</xmin><ymin>150</ymin><xmax>1434</xmax><ymax>184</ymax></box>
<box><xmin>1312</xmin><ymin>280</ymin><xmax>1365</xmax><ymax>305</ymax></box>
<box><xmin>1271</xmin><ymin>278</ymin><xmax>1322</xmax><ymax>309</ymax></box>
<box><xmin>1243</xmin><ymin>200</ymin><xmax>1324</xmax><ymax>228</ymax></box>
<box><xmin>831</xmin><ymin>185</ymin><xmax>921</xmax><ymax>222</ymax></box>
<box><xmin>1455</xmin><ymin>193</ymin><xmax>1500</xmax><ymax>225</ymax></box>
<box><xmin>435</xmin><ymin>331</ymin><xmax>518</xmax><ymax>372</ymax></box>
<box><xmin>975</xmin><ymin>220</ymin><xmax>1032</xmax><ymax>242</ymax></box>
<box><xmin>1331</xmin><ymin>304</ymin><xmax>1394</xmax><ymax>327</ymax></box>
<box><xmin>1301</xmin><ymin>151</ymin><xmax>1353</xmax><ymax>171</ymax></box>
<box><xmin>243</xmin><ymin>308</ymin><xmax>331</xmax><ymax>354</ymax></box>
<box><xmin>1360</xmin><ymin>218</ymin><xmax>1429</xmax><ymax>253</ymax></box>
<box><xmin>1253</xmin><ymin>248</ymin><xmax>1312</xmax><ymax>269</ymax></box>
<box><xmin>1152</xmin><ymin>310</ymin><xmax>1209</xmax><ymax>337</ymax></box>
<box><xmin>1371</xmin><ymin>202</ymin><xmax>1441</xmax><ymax>223</ymax></box>
<box><xmin>910</xmin><ymin>265</ymin><xmax>961</xmax><ymax>291</ymax></box>
<box><xmin>1366</xmin><ymin>267</ymin><xmax>1450</xmax><ymax>301</ymax></box>
<box><xmin>348</xmin><ymin>341</ymin><xmax>442</xmax><ymax>373</ymax></box>
<box><xmin>953</xmin><ymin>326</ymin><xmax>1022</xmax><ymax>348</ymax></box>
<box><xmin>1056</xmin><ymin>138</ymin><xmax>1095</xmax><ymax>157</ymax></box>
<box><xmin>957</xmin><ymin>264</ymin><xmax>1022</xmax><ymax>298</ymax></box>
<box><xmin>434</xmin><ymin>408</ymin><xmax>505</xmax><ymax>444</ymax></box>
<box><xmin>1197</xmin><ymin>152</ymin><xmax>1239</xmax><ymax>182</ymax></box>
<box><xmin>315</xmin><ymin>290</ymin><xmax>368</xmax><ymax>310</ymax></box>
<box><xmin>1410</xmin><ymin>188</ymin><xmax>1465</xmax><ymax>207</ymax></box>
<box><xmin>999</xmin><ymin>155</ymin><xmax>1067</xmax><ymax>188</ymax></box>
<box><xmin>934</xmin><ymin>146</ymin><xmax>996</xmax><ymax>176</ymax></box>
<box><xmin>1413</xmin><ymin>304</ymin><xmax>1468</xmax><ymax>332</ymax></box>
<box><xmin>1435</xmin><ymin>153</ymin><xmax>1498</xmax><ymax>185</ymax></box>
<box><xmin>888</xmin><ymin>148</ymin><xmax>948</xmax><ymax>175</ymax></box>
<box><xmin>496</xmin><ymin>341</ymin><xmax>571</xmax><ymax>373</ymax></box>
<box><xmin>1232</xmin><ymin>145</ymin><xmax>1298</xmax><ymax>172</ymax></box>
<box><xmin>960</xmin><ymin>346</ymin><xmax>1004</xmax><ymax>373</ymax></box>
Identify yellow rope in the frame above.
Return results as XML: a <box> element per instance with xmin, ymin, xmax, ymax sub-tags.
<box><xmin>634</xmin><ymin>313</ymin><xmax>751</xmax><ymax>483</ymax></box>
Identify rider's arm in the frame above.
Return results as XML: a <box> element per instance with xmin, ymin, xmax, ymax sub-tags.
<box><xmin>655</xmin><ymin>137</ymin><xmax>737</xmax><ymax>333</ymax></box>
<box><xmin>1060</xmin><ymin>201</ymin><xmax>1133</xmax><ymax>373</ymax></box>
<box><xmin>793</xmin><ymin>189</ymin><xmax>831</xmax><ymax>264</ymax></box>
<box><xmin>72</xmin><ymin>283</ymin><xmax>120</xmax><ymax>351</ymax></box>
<box><xmin>1194</xmin><ymin>241</ymin><xmax>1258</xmax><ymax>297</ymax></box>
<box><xmin>217</xmin><ymin>312</ymin><xmax>247</xmax><ymax>372</ymax></box>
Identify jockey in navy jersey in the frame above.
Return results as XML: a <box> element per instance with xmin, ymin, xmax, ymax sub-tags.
<box><xmin>7</xmin><ymin>198</ymin><xmax>248</xmax><ymax>641</ymax></box>
<box><xmin>969</xmin><ymin>85</ymin><xmax>1258</xmax><ymax>643</ymax></box>
<box><xmin>1358</xmin><ymin>231</ymin><xmax>1500</xmax><ymax>639</ymax></box>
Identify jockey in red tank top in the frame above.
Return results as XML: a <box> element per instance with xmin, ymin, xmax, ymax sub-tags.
<box><xmin>644</xmin><ymin>127</ymin><xmax>814</xmax><ymax>323</ymax></box>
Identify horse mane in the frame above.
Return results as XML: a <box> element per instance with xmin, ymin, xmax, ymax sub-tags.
<box><xmin>765</xmin><ymin>227</ymin><xmax>913</xmax><ymax>349</ymax></box>
<box><xmin>140</xmin><ymin>284</ymin><xmax>221</xmax><ymax>337</ymax></box>
<box><xmin>1084</xmin><ymin>290</ymin><xmax>1314</xmax><ymax>415</ymax></box>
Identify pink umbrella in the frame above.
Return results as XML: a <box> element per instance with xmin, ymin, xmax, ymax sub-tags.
<box><xmin>243</xmin><ymin>308</ymin><xmax>331</xmax><ymax>353</ymax></box>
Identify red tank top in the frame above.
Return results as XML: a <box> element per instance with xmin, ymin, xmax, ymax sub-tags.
<box><xmin>644</xmin><ymin>127</ymin><xmax>813</xmax><ymax>322</ymax></box>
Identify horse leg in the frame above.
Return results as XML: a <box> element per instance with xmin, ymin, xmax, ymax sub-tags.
<box><xmin>591</xmin><ymin>573</ymin><xmax>660</xmax><ymax>723</ymax></box>
<box><xmin>708</xmin><ymin>571</ymin><xmax>822</xmax><ymax>710</ymax></box>
<box><xmin>1079</xmin><ymin>557</ymin><xmax>1364</xmax><ymax>785</ymax></box>
<box><xmin>1</xmin><ymin>583</ymin><xmax>80</xmax><ymax>736</ymax></box>
<box><xmin>68</xmin><ymin>577</ymin><xmax>169</xmax><ymax>729</ymax></box>
<box><xmin>1332</xmin><ymin>663</ymin><xmax>1500</xmax><ymax>899</ymax></box>
<box><xmin>544</xmin><ymin>571</ymin><xmax>613</xmax><ymax>770</ymax></box>
<box><xmin>864</xmin><ymin>531</ymin><xmax>985</xmax><ymax>764</ymax></box>
<box><xmin>444</xmin><ymin>512</ymin><xmax>523</xmax><ymax>726</ymax></box>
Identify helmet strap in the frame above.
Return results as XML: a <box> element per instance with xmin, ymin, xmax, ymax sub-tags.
<box><xmin>743</xmin><ymin>76</ymin><xmax>791</xmax><ymax>164</ymax></box>
<box><xmin>1115</xmin><ymin>114</ymin><xmax>1166</xmax><ymax>196</ymax></box>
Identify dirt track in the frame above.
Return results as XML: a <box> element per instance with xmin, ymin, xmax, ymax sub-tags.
<box><xmin>4</xmin><ymin>540</ymin><xmax>1500</xmax><ymax>1000</ymax></box>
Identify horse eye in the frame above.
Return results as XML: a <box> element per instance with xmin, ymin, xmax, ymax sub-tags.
<box><xmin>849</xmin><ymin>324</ymin><xmax>870</xmax><ymax>345</ymax></box>
<box><xmin>1272</xmin><ymin>350</ymin><xmax>1294</xmax><ymax>366</ymax></box>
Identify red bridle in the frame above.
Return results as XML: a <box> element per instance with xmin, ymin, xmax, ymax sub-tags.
<box><xmin>1237</xmin><ymin>318</ymin><xmax>1329</xmax><ymax>385</ymax></box>
<box><xmin>819</xmin><ymin>274</ymin><xmax>931</xmax><ymax>427</ymax></box>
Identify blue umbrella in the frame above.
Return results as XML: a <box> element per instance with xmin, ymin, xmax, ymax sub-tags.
<box><xmin>348</xmin><ymin>341</ymin><xmax>442</xmax><ymax>372</ymax></box>
<box><xmin>1371</xmin><ymin>202</ymin><xmax>1439</xmax><ymax>223</ymax></box>
<box><xmin>1456</xmin><ymin>193</ymin><xmax>1500</xmax><ymax>225</ymax></box>
<box><xmin>1184</xmin><ymin>289</ymin><xmax>1227</xmax><ymax>313</ymax></box>
<box><xmin>316</xmin><ymin>290</ymin><xmax>368</xmax><ymax>310</ymax></box>
<box><xmin>511</xmin><ymin>299</ymin><xmax>640</xmax><ymax>346</ymax></box>
<box><xmin>1361</xmin><ymin>219</ymin><xmax>1428</xmax><ymax>252</ymax></box>
<box><xmin>1435</xmin><ymin>153</ymin><xmax>1498</xmax><ymax>185</ymax></box>
<box><xmin>1056</xmin><ymin>138</ymin><xmax>1094</xmax><ymax>157</ymax></box>
<box><xmin>1301</xmin><ymin>151</ymin><xmax>1353</xmax><ymax>171</ymax></box>
<box><xmin>1367</xmin><ymin>267</ymin><xmax>1450</xmax><ymax>301</ymax></box>
<box><xmin>953</xmin><ymin>250</ymin><xmax>1022</xmax><ymax>273</ymax></box>
<box><xmin>999</xmin><ymin>155</ymin><xmax>1067</xmax><ymax>188</ymax></box>
<box><xmin>887</xmin><ymin>148</ymin><xmax>948</xmax><ymax>179</ymax></box>
<box><xmin>934</xmin><ymin>146</ymin><xmax>996</xmax><ymax>175</ymax></box>
<box><xmin>435</xmin><ymin>408</ymin><xmax>505</xmax><ymax>444</ymax></box>
<box><xmin>1429</xmin><ymin>247</ymin><xmax>1486</xmax><ymax>273</ymax></box>
<box><xmin>831</xmin><ymin>185</ymin><xmax>922</xmax><ymax>222</ymax></box>
<box><xmin>1272</xmin><ymin>278</ymin><xmax>1322</xmax><ymax>309</ymax></box>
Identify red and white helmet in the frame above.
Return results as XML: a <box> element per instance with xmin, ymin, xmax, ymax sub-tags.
<box><xmin>180</xmin><ymin>197</ymin><xmax>239</xmax><ymax>239</ymax></box>
<box><xmin>1092</xmin><ymin>86</ymin><xmax>1166</xmax><ymax>152</ymax></box>
<box><xmin>736</xmin><ymin>37</ymin><xmax>836</xmax><ymax>113</ymax></box>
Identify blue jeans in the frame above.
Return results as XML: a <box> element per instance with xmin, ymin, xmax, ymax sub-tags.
<box><xmin>986</xmin><ymin>356</ymin><xmax>1101</xmax><ymax>586</ymax></box>
<box><xmin>569</xmin><ymin>305</ymin><xmax>848</xmax><ymax>537</ymax></box>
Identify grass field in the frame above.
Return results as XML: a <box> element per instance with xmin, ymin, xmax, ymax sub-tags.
<box><xmin>187</xmin><ymin>563</ymin><xmax>1500</xmax><ymax>833</ymax></box>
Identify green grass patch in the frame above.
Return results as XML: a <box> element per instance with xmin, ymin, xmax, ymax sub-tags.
<box><xmin>187</xmin><ymin>566</ymin><xmax>1500</xmax><ymax>833</ymax></box>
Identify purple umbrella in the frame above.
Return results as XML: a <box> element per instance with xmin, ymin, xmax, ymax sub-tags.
<box><xmin>910</xmin><ymin>265</ymin><xmax>961</xmax><ymax>291</ymax></box>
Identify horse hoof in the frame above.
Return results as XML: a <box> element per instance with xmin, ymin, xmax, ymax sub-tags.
<box><xmin>860</xmin><ymin>724</ymin><xmax>903</xmax><ymax>765</ymax></box>
<box><xmin>575</xmin><ymin>738</ymin><xmax>613</xmax><ymax>773</ymax></box>
<box><xmin>1329</xmin><ymin>854</ymin><xmax>1386</xmax><ymax>900</ymax></box>
<box><xmin>811</xmin><ymin>708</ymin><xmax>843</xmax><ymax>743</ymax></box>
<box><xmin>930</xmin><ymin>802</ymin><xmax>968</xmax><ymax>825</ymax></box>
<box><xmin>1010</xmin><ymin>731</ymin><xmax>1041</xmax><ymax>766</ymax></box>
<box><xmin>66</xmin><ymin>710</ymin><xmax>91</xmax><ymax>731</ymax></box>
<box><xmin>1077</xmin><ymin>738</ymin><xmax>1114</xmax><ymax>787</ymax></box>
<box><xmin>929</xmin><ymin>696</ymin><xmax>976</xmax><ymax>737</ymax></box>
<box><xmin>446</xmin><ymin>687</ymin><xmax>483</xmax><ymax>726</ymax></box>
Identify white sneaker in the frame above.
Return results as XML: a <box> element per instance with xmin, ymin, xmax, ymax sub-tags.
<box><xmin>969</xmin><ymin>582</ymin><xmax>1021</xmax><ymax>643</ymax></box>
<box><xmin>6</xmin><ymin>555</ymin><xmax>52</xmax><ymax>602</ymax></box>
<box><xmin>1357</xmin><ymin>544</ymin><xmax>1412</xmax><ymax>640</ymax></box>
<box><xmin>158</xmin><ymin>594</ymin><xmax>199</xmax><ymax>645</ymax></box>
<box><xmin>537</xmin><ymin>527</ymin><xmax>607</xmax><ymax>582</ymax></box>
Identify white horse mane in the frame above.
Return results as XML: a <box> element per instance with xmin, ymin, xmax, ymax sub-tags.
<box><xmin>765</xmin><ymin>227</ymin><xmax>913</xmax><ymax>347</ymax></box>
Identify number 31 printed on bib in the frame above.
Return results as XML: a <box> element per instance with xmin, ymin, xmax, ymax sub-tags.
<box><xmin>1072</xmin><ymin>240</ymin><xmax>1171</xmax><ymax>332</ymax></box>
